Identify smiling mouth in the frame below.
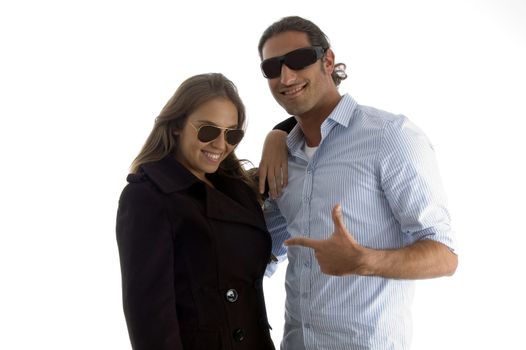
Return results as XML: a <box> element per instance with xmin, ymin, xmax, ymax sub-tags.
<box><xmin>203</xmin><ymin>151</ymin><xmax>221</xmax><ymax>162</ymax></box>
<box><xmin>281</xmin><ymin>83</ymin><xmax>306</xmax><ymax>96</ymax></box>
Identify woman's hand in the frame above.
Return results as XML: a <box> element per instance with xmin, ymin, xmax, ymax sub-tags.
<box><xmin>258</xmin><ymin>130</ymin><xmax>288</xmax><ymax>198</ymax></box>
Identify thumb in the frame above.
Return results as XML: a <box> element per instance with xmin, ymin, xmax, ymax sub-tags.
<box><xmin>332</xmin><ymin>204</ymin><xmax>347</xmax><ymax>235</ymax></box>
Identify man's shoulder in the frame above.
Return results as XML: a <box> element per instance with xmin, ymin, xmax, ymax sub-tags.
<box><xmin>355</xmin><ymin>104</ymin><xmax>406</xmax><ymax>125</ymax></box>
<box><xmin>340</xmin><ymin>94</ymin><xmax>407</xmax><ymax>127</ymax></box>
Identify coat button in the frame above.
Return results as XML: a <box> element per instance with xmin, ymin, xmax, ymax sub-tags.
<box><xmin>225</xmin><ymin>289</ymin><xmax>238</xmax><ymax>303</ymax></box>
<box><xmin>232</xmin><ymin>328</ymin><xmax>246</xmax><ymax>342</ymax></box>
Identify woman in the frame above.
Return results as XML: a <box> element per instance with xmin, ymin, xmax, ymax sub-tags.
<box><xmin>116</xmin><ymin>73</ymin><xmax>275</xmax><ymax>350</ymax></box>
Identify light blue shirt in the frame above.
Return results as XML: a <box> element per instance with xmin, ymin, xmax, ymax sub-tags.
<box><xmin>264</xmin><ymin>94</ymin><xmax>455</xmax><ymax>350</ymax></box>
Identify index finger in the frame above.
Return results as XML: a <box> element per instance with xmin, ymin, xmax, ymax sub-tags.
<box><xmin>258</xmin><ymin>162</ymin><xmax>268</xmax><ymax>194</ymax></box>
<box><xmin>284</xmin><ymin>237</ymin><xmax>320</xmax><ymax>250</ymax></box>
<box><xmin>281</xmin><ymin>159</ymin><xmax>288</xmax><ymax>188</ymax></box>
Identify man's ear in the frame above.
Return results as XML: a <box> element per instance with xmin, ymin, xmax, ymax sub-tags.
<box><xmin>323</xmin><ymin>48</ymin><xmax>336</xmax><ymax>73</ymax></box>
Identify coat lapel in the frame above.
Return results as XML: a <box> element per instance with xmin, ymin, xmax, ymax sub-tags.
<box><xmin>204</xmin><ymin>175</ymin><xmax>268</xmax><ymax>234</ymax></box>
<box><xmin>141</xmin><ymin>156</ymin><xmax>268</xmax><ymax>233</ymax></box>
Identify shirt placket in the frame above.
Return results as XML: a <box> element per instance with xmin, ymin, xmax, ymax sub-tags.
<box><xmin>300</xmin><ymin>163</ymin><xmax>315</xmax><ymax>348</ymax></box>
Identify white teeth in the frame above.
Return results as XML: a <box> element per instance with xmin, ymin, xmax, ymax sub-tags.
<box><xmin>203</xmin><ymin>151</ymin><xmax>221</xmax><ymax>161</ymax></box>
<box><xmin>283</xmin><ymin>85</ymin><xmax>304</xmax><ymax>95</ymax></box>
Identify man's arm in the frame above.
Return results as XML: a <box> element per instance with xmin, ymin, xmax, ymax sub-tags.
<box><xmin>258</xmin><ymin>117</ymin><xmax>296</xmax><ymax>197</ymax></box>
<box><xmin>258</xmin><ymin>130</ymin><xmax>288</xmax><ymax>198</ymax></box>
<box><xmin>285</xmin><ymin>205</ymin><xmax>458</xmax><ymax>278</ymax></box>
<box><xmin>365</xmin><ymin>238</ymin><xmax>457</xmax><ymax>279</ymax></box>
<box><xmin>286</xmin><ymin>117</ymin><xmax>458</xmax><ymax>279</ymax></box>
<box><xmin>263</xmin><ymin>198</ymin><xmax>290</xmax><ymax>276</ymax></box>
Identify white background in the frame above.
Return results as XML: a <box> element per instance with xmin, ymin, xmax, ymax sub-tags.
<box><xmin>1</xmin><ymin>0</ymin><xmax>525</xmax><ymax>349</ymax></box>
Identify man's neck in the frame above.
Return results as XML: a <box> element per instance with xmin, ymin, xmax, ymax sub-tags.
<box><xmin>297</xmin><ymin>93</ymin><xmax>342</xmax><ymax>147</ymax></box>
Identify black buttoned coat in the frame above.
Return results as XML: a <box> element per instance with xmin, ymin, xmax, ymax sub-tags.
<box><xmin>116</xmin><ymin>156</ymin><xmax>275</xmax><ymax>350</ymax></box>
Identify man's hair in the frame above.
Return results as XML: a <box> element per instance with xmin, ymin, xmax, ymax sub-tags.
<box><xmin>258</xmin><ymin>16</ymin><xmax>347</xmax><ymax>86</ymax></box>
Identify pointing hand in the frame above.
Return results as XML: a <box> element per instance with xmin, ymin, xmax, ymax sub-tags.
<box><xmin>285</xmin><ymin>204</ymin><xmax>372</xmax><ymax>276</ymax></box>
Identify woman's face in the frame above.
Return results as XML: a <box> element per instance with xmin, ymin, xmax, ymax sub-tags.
<box><xmin>175</xmin><ymin>97</ymin><xmax>239</xmax><ymax>182</ymax></box>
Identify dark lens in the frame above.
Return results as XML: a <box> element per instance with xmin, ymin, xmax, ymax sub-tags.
<box><xmin>261</xmin><ymin>57</ymin><xmax>282</xmax><ymax>79</ymax></box>
<box><xmin>225</xmin><ymin>129</ymin><xmax>244</xmax><ymax>145</ymax></box>
<box><xmin>285</xmin><ymin>47</ymin><xmax>318</xmax><ymax>70</ymax></box>
<box><xmin>261</xmin><ymin>47</ymin><xmax>324</xmax><ymax>79</ymax></box>
<box><xmin>197</xmin><ymin>125</ymin><xmax>221</xmax><ymax>143</ymax></box>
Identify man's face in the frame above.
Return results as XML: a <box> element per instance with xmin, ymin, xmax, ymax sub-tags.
<box><xmin>261</xmin><ymin>31</ymin><xmax>333</xmax><ymax>118</ymax></box>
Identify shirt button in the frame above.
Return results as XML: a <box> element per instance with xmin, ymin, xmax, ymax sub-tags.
<box><xmin>225</xmin><ymin>289</ymin><xmax>238</xmax><ymax>303</ymax></box>
<box><xmin>304</xmin><ymin>323</ymin><xmax>311</xmax><ymax>329</ymax></box>
<box><xmin>304</xmin><ymin>261</ymin><xmax>311</xmax><ymax>268</ymax></box>
<box><xmin>233</xmin><ymin>328</ymin><xmax>246</xmax><ymax>342</ymax></box>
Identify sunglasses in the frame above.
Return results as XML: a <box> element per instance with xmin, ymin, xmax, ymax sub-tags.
<box><xmin>260</xmin><ymin>46</ymin><xmax>327</xmax><ymax>79</ymax></box>
<box><xmin>189</xmin><ymin>123</ymin><xmax>244</xmax><ymax>146</ymax></box>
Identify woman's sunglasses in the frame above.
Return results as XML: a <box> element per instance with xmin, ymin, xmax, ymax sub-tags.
<box><xmin>260</xmin><ymin>46</ymin><xmax>327</xmax><ymax>79</ymax></box>
<box><xmin>189</xmin><ymin>123</ymin><xmax>244</xmax><ymax>146</ymax></box>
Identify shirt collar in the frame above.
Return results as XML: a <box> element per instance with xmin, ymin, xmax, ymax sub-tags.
<box><xmin>286</xmin><ymin>93</ymin><xmax>358</xmax><ymax>152</ymax></box>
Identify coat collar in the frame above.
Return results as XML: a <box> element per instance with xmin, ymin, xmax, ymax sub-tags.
<box><xmin>139</xmin><ymin>156</ymin><xmax>268</xmax><ymax>233</ymax></box>
<box><xmin>140</xmin><ymin>155</ymin><xmax>198</xmax><ymax>193</ymax></box>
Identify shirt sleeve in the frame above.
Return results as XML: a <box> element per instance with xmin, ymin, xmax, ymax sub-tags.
<box><xmin>116</xmin><ymin>183</ymin><xmax>183</xmax><ymax>349</ymax></box>
<box><xmin>378</xmin><ymin>116</ymin><xmax>456</xmax><ymax>252</ymax></box>
<box><xmin>263</xmin><ymin>198</ymin><xmax>290</xmax><ymax>276</ymax></box>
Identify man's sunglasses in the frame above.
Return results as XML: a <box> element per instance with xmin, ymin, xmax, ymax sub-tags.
<box><xmin>260</xmin><ymin>46</ymin><xmax>327</xmax><ymax>79</ymax></box>
<box><xmin>189</xmin><ymin>123</ymin><xmax>244</xmax><ymax>146</ymax></box>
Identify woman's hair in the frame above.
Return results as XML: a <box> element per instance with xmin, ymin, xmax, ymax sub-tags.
<box><xmin>131</xmin><ymin>73</ymin><xmax>257</xmax><ymax>192</ymax></box>
<box><xmin>258</xmin><ymin>16</ymin><xmax>347</xmax><ymax>87</ymax></box>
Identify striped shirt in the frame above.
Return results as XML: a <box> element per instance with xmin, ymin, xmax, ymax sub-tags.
<box><xmin>264</xmin><ymin>94</ymin><xmax>455</xmax><ymax>350</ymax></box>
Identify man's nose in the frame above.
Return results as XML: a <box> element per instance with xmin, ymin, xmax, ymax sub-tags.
<box><xmin>280</xmin><ymin>64</ymin><xmax>298</xmax><ymax>85</ymax></box>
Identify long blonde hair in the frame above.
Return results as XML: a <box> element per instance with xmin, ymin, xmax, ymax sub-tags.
<box><xmin>130</xmin><ymin>73</ymin><xmax>256</xmax><ymax>191</ymax></box>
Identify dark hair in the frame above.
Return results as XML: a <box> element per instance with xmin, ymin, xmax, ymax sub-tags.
<box><xmin>131</xmin><ymin>73</ymin><xmax>256</xmax><ymax>192</ymax></box>
<box><xmin>258</xmin><ymin>16</ymin><xmax>347</xmax><ymax>86</ymax></box>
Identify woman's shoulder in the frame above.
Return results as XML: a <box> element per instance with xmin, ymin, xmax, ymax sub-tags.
<box><xmin>118</xmin><ymin>172</ymin><xmax>164</xmax><ymax>207</ymax></box>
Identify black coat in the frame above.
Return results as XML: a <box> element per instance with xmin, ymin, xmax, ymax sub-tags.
<box><xmin>116</xmin><ymin>156</ymin><xmax>275</xmax><ymax>350</ymax></box>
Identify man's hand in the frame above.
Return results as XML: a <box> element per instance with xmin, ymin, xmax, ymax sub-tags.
<box><xmin>285</xmin><ymin>204</ymin><xmax>373</xmax><ymax>276</ymax></box>
<box><xmin>258</xmin><ymin>130</ymin><xmax>288</xmax><ymax>198</ymax></box>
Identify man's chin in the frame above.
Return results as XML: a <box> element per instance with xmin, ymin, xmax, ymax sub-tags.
<box><xmin>280</xmin><ymin>101</ymin><xmax>304</xmax><ymax>116</ymax></box>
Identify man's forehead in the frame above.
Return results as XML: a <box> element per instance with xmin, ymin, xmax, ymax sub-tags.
<box><xmin>262</xmin><ymin>31</ymin><xmax>310</xmax><ymax>59</ymax></box>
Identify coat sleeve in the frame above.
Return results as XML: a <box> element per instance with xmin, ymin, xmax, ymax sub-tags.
<box><xmin>116</xmin><ymin>182</ymin><xmax>183</xmax><ymax>349</ymax></box>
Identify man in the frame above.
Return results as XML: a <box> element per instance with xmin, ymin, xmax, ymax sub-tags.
<box><xmin>258</xmin><ymin>16</ymin><xmax>458</xmax><ymax>349</ymax></box>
